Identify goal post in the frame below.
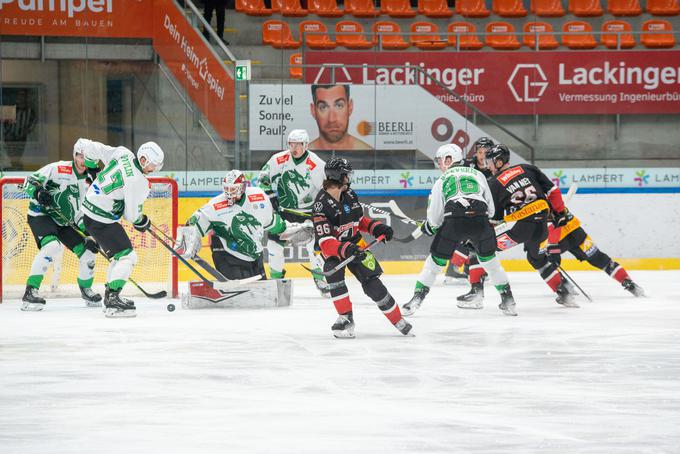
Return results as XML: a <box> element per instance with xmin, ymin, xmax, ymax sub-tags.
<box><xmin>0</xmin><ymin>176</ymin><xmax>178</xmax><ymax>302</ymax></box>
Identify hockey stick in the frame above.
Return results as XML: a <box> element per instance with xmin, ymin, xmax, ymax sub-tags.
<box><xmin>47</xmin><ymin>209</ymin><xmax>167</xmax><ymax>299</ymax></box>
<box><xmin>302</xmin><ymin>235</ymin><xmax>385</xmax><ymax>277</ymax></box>
<box><xmin>394</xmin><ymin>226</ymin><xmax>423</xmax><ymax>243</ymax></box>
<box><xmin>360</xmin><ymin>202</ymin><xmax>421</xmax><ymax>227</ymax></box>
<box><xmin>279</xmin><ymin>207</ymin><xmax>312</xmax><ymax>218</ymax></box>
<box><xmin>146</xmin><ymin>224</ymin><xmax>210</xmax><ymax>281</ymax></box>
<box><xmin>558</xmin><ymin>265</ymin><xmax>593</xmax><ymax>302</ymax></box>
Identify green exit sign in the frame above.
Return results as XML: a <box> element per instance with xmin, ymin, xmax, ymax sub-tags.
<box><xmin>235</xmin><ymin>60</ymin><xmax>251</xmax><ymax>81</ymax></box>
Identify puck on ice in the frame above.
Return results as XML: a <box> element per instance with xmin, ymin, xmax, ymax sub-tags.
<box><xmin>167</xmin><ymin>303</ymin><xmax>175</xmax><ymax>312</ymax></box>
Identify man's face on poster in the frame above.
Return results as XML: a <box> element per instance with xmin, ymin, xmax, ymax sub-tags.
<box><xmin>310</xmin><ymin>86</ymin><xmax>352</xmax><ymax>144</ymax></box>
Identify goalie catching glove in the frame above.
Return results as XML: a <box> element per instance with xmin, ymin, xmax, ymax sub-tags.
<box><xmin>175</xmin><ymin>225</ymin><xmax>202</xmax><ymax>260</ymax></box>
<box><xmin>278</xmin><ymin>220</ymin><xmax>314</xmax><ymax>246</ymax></box>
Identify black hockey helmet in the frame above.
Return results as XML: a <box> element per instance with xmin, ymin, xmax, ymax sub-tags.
<box><xmin>472</xmin><ymin>137</ymin><xmax>495</xmax><ymax>151</ymax></box>
<box><xmin>325</xmin><ymin>157</ymin><xmax>353</xmax><ymax>183</ymax></box>
<box><xmin>487</xmin><ymin>144</ymin><xmax>511</xmax><ymax>166</ymax></box>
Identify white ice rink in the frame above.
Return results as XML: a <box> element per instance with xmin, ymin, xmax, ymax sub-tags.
<box><xmin>1</xmin><ymin>270</ymin><xmax>679</xmax><ymax>454</ymax></box>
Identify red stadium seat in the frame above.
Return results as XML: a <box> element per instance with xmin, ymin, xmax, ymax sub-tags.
<box><xmin>485</xmin><ymin>21</ymin><xmax>521</xmax><ymax>49</ymax></box>
<box><xmin>262</xmin><ymin>20</ymin><xmax>301</xmax><ymax>48</ymax></box>
<box><xmin>568</xmin><ymin>0</ymin><xmax>603</xmax><ymax>16</ymax></box>
<box><xmin>456</xmin><ymin>0</ymin><xmax>491</xmax><ymax>17</ymax></box>
<box><xmin>290</xmin><ymin>53</ymin><xmax>303</xmax><ymax>79</ymax></box>
<box><xmin>562</xmin><ymin>21</ymin><xmax>598</xmax><ymax>48</ymax></box>
<box><xmin>646</xmin><ymin>0</ymin><xmax>680</xmax><ymax>15</ymax></box>
<box><xmin>447</xmin><ymin>22</ymin><xmax>484</xmax><ymax>49</ymax></box>
<box><xmin>381</xmin><ymin>0</ymin><xmax>418</xmax><ymax>17</ymax></box>
<box><xmin>308</xmin><ymin>0</ymin><xmax>345</xmax><ymax>17</ymax></box>
<box><xmin>608</xmin><ymin>0</ymin><xmax>642</xmax><ymax>15</ymax></box>
<box><xmin>641</xmin><ymin>20</ymin><xmax>676</xmax><ymax>47</ymax></box>
<box><xmin>493</xmin><ymin>0</ymin><xmax>528</xmax><ymax>16</ymax></box>
<box><xmin>299</xmin><ymin>20</ymin><xmax>337</xmax><ymax>49</ymax></box>
<box><xmin>372</xmin><ymin>21</ymin><xmax>410</xmax><ymax>49</ymax></box>
<box><xmin>335</xmin><ymin>21</ymin><xmax>374</xmax><ymax>49</ymax></box>
<box><xmin>410</xmin><ymin>21</ymin><xmax>448</xmax><ymax>49</ymax></box>
<box><xmin>345</xmin><ymin>0</ymin><xmax>381</xmax><ymax>16</ymax></box>
<box><xmin>523</xmin><ymin>22</ymin><xmax>560</xmax><ymax>49</ymax></box>
<box><xmin>530</xmin><ymin>0</ymin><xmax>566</xmax><ymax>16</ymax></box>
<box><xmin>601</xmin><ymin>20</ymin><xmax>636</xmax><ymax>48</ymax></box>
<box><xmin>418</xmin><ymin>0</ymin><xmax>454</xmax><ymax>17</ymax></box>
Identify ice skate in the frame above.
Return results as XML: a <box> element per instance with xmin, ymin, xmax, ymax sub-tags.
<box><xmin>456</xmin><ymin>282</ymin><xmax>484</xmax><ymax>309</ymax></box>
<box><xmin>104</xmin><ymin>288</ymin><xmax>136</xmax><ymax>318</ymax></box>
<box><xmin>80</xmin><ymin>286</ymin><xmax>103</xmax><ymax>307</ymax></box>
<box><xmin>394</xmin><ymin>318</ymin><xmax>414</xmax><ymax>336</ymax></box>
<box><xmin>556</xmin><ymin>282</ymin><xmax>579</xmax><ymax>308</ymax></box>
<box><xmin>622</xmin><ymin>279</ymin><xmax>645</xmax><ymax>298</ymax></box>
<box><xmin>331</xmin><ymin>312</ymin><xmax>355</xmax><ymax>338</ymax></box>
<box><xmin>21</xmin><ymin>286</ymin><xmax>46</xmax><ymax>311</ymax></box>
<box><xmin>402</xmin><ymin>286</ymin><xmax>429</xmax><ymax>317</ymax></box>
<box><xmin>498</xmin><ymin>286</ymin><xmax>517</xmax><ymax>316</ymax></box>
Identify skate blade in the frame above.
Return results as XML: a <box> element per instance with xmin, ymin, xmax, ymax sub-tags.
<box><xmin>85</xmin><ymin>301</ymin><xmax>103</xmax><ymax>308</ymax></box>
<box><xmin>20</xmin><ymin>303</ymin><xmax>45</xmax><ymax>312</ymax></box>
<box><xmin>500</xmin><ymin>307</ymin><xmax>518</xmax><ymax>316</ymax></box>
<box><xmin>333</xmin><ymin>331</ymin><xmax>356</xmax><ymax>339</ymax></box>
<box><xmin>557</xmin><ymin>300</ymin><xmax>580</xmax><ymax>309</ymax></box>
<box><xmin>104</xmin><ymin>309</ymin><xmax>137</xmax><ymax>318</ymax></box>
<box><xmin>457</xmin><ymin>302</ymin><xmax>483</xmax><ymax>310</ymax></box>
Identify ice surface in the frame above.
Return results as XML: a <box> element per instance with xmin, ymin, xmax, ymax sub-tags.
<box><xmin>1</xmin><ymin>271</ymin><xmax>679</xmax><ymax>454</ymax></box>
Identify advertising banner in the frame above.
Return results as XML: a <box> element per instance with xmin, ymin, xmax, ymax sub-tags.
<box><xmin>249</xmin><ymin>84</ymin><xmax>498</xmax><ymax>156</ymax></box>
<box><xmin>304</xmin><ymin>51</ymin><xmax>680</xmax><ymax>115</ymax></box>
<box><xmin>0</xmin><ymin>0</ymin><xmax>153</xmax><ymax>38</ymax></box>
<box><xmin>152</xmin><ymin>0</ymin><xmax>234</xmax><ymax>140</ymax></box>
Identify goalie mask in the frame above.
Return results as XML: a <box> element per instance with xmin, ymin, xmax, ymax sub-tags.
<box><xmin>223</xmin><ymin>170</ymin><xmax>247</xmax><ymax>203</ymax></box>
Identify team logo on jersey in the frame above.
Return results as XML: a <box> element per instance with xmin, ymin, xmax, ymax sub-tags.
<box><xmin>248</xmin><ymin>193</ymin><xmax>265</xmax><ymax>202</ymax></box>
<box><xmin>57</xmin><ymin>165</ymin><xmax>72</xmax><ymax>174</ymax></box>
<box><xmin>496</xmin><ymin>233</ymin><xmax>518</xmax><ymax>251</ymax></box>
<box><xmin>306</xmin><ymin>157</ymin><xmax>316</xmax><ymax>170</ymax></box>
<box><xmin>343</xmin><ymin>204</ymin><xmax>350</xmax><ymax>213</ymax></box>
<box><xmin>213</xmin><ymin>200</ymin><xmax>230</xmax><ymax>210</ymax></box>
<box><xmin>313</xmin><ymin>202</ymin><xmax>323</xmax><ymax>213</ymax></box>
<box><xmin>276</xmin><ymin>154</ymin><xmax>290</xmax><ymax>165</ymax></box>
<box><xmin>361</xmin><ymin>251</ymin><xmax>376</xmax><ymax>271</ymax></box>
<box><xmin>497</xmin><ymin>167</ymin><xmax>524</xmax><ymax>186</ymax></box>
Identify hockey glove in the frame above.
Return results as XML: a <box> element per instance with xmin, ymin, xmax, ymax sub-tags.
<box><xmin>552</xmin><ymin>210</ymin><xmax>569</xmax><ymax>228</ymax></box>
<box><xmin>372</xmin><ymin>222</ymin><xmax>393</xmax><ymax>241</ymax></box>
<box><xmin>34</xmin><ymin>186</ymin><xmax>54</xmax><ymax>207</ymax></box>
<box><xmin>83</xmin><ymin>236</ymin><xmax>100</xmax><ymax>254</ymax></box>
<box><xmin>133</xmin><ymin>214</ymin><xmax>151</xmax><ymax>232</ymax></box>
<box><xmin>420</xmin><ymin>220</ymin><xmax>437</xmax><ymax>236</ymax></box>
<box><xmin>269</xmin><ymin>195</ymin><xmax>280</xmax><ymax>212</ymax></box>
<box><xmin>340</xmin><ymin>242</ymin><xmax>366</xmax><ymax>262</ymax></box>
<box><xmin>547</xmin><ymin>244</ymin><xmax>562</xmax><ymax>266</ymax></box>
<box><xmin>85</xmin><ymin>166</ymin><xmax>100</xmax><ymax>183</ymax></box>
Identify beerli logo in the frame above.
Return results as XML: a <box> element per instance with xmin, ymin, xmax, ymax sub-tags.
<box><xmin>399</xmin><ymin>172</ymin><xmax>414</xmax><ymax>188</ymax></box>
<box><xmin>244</xmin><ymin>173</ymin><xmax>259</xmax><ymax>187</ymax></box>
<box><xmin>552</xmin><ymin>170</ymin><xmax>567</xmax><ymax>187</ymax></box>
<box><xmin>634</xmin><ymin>170</ymin><xmax>649</xmax><ymax>186</ymax></box>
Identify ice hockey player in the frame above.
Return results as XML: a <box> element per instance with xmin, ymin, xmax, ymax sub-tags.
<box><xmin>80</xmin><ymin>139</ymin><xmax>165</xmax><ymax>318</ymax></box>
<box><xmin>175</xmin><ymin>170</ymin><xmax>312</xmax><ymax>280</ymax></box>
<box><xmin>20</xmin><ymin>139</ymin><xmax>102</xmax><ymax>311</ymax></box>
<box><xmin>312</xmin><ymin>157</ymin><xmax>412</xmax><ymax>338</ymax></box>
<box><xmin>402</xmin><ymin>144</ymin><xmax>517</xmax><ymax>317</ymax></box>
<box><xmin>458</xmin><ymin>143</ymin><xmax>577</xmax><ymax>308</ymax></box>
<box><xmin>545</xmin><ymin>208</ymin><xmax>645</xmax><ymax>297</ymax></box>
<box><xmin>444</xmin><ymin>137</ymin><xmax>496</xmax><ymax>284</ymax></box>
<box><xmin>258</xmin><ymin>129</ymin><xmax>328</xmax><ymax>294</ymax></box>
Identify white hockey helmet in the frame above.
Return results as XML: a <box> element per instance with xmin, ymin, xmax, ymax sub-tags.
<box><xmin>137</xmin><ymin>141</ymin><xmax>164</xmax><ymax>173</ymax></box>
<box><xmin>223</xmin><ymin>169</ymin><xmax>247</xmax><ymax>202</ymax></box>
<box><xmin>434</xmin><ymin>144</ymin><xmax>464</xmax><ymax>169</ymax></box>
<box><xmin>287</xmin><ymin>129</ymin><xmax>310</xmax><ymax>149</ymax></box>
<box><xmin>73</xmin><ymin>138</ymin><xmax>88</xmax><ymax>159</ymax></box>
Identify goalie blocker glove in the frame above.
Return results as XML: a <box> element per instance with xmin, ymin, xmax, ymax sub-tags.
<box><xmin>133</xmin><ymin>214</ymin><xmax>150</xmax><ymax>232</ymax></box>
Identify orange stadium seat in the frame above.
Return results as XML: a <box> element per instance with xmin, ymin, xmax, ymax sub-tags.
<box><xmin>641</xmin><ymin>20</ymin><xmax>676</xmax><ymax>47</ymax></box>
<box><xmin>447</xmin><ymin>22</ymin><xmax>485</xmax><ymax>49</ymax></box>
<box><xmin>530</xmin><ymin>0</ymin><xmax>566</xmax><ymax>16</ymax></box>
<box><xmin>568</xmin><ymin>0</ymin><xmax>603</xmax><ymax>16</ymax></box>
<box><xmin>493</xmin><ymin>0</ymin><xmax>528</xmax><ymax>16</ymax></box>
<box><xmin>381</xmin><ymin>0</ymin><xmax>418</xmax><ymax>17</ymax></box>
<box><xmin>262</xmin><ymin>20</ymin><xmax>301</xmax><ymax>48</ymax></box>
<box><xmin>346</xmin><ymin>0</ymin><xmax>381</xmax><ymax>16</ymax></box>
<box><xmin>418</xmin><ymin>0</ymin><xmax>454</xmax><ymax>17</ymax></box>
<box><xmin>485</xmin><ymin>21</ymin><xmax>521</xmax><ymax>49</ymax></box>
<box><xmin>241</xmin><ymin>0</ymin><xmax>273</xmax><ymax>15</ymax></box>
<box><xmin>290</xmin><ymin>53</ymin><xmax>303</xmax><ymax>79</ymax></box>
<box><xmin>410</xmin><ymin>21</ymin><xmax>448</xmax><ymax>49</ymax></box>
<box><xmin>300</xmin><ymin>20</ymin><xmax>337</xmax><ymax>49</ymax></box>
<box><xmin>308</xmin><ymin>0</ymin><xmax>345</xmax><ymax>16</ymax></box>
<box><xmin>608</xmin><ymin>0</ymin><xmax>642</xmax><ymax>15</ymax></box>
<box><xmin>601</xmin><ymin>20</ymin><xmax>636</xmax><ymax>48</ymax></box>
<box><xmin>272</xmin><ymin>0</ymin><xmax>308</xmax><ymax>16</ymax></box>
<box><xmin>646</xmin><ymin>0</ymin><xmax>680</xmax><ymax>15</ymax></box>
<box><xmin>335</xmin><ymin>21</ymin><xmax>374</xmax><ymax>49</ymax></box>
<box><xmin>562</xmin><ymin>21</ymin><xmax>598</xmax><ymax>48</ymax></box>
<box><xmin>456</xmin><ymin>0</ymin><xmax>491</xmax><ymax>17</ymax></box>
<box><xmin>523</xmin><ymin>22</ymin><xmax>560</xmax><ymax>49</ymax></box>
<box><xmin>373</xmin><ymin>21</ymin><xmax>410</xmax><ymax>49</ymax></box>
<box><xmin>237</xmin><ymin>0</ymin><xmax>245</xmax><ymax>12</ymax></box>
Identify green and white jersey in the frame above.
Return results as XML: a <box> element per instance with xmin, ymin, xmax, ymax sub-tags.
<box><xmin>25</xmin><ymin>160</ymin><xmax>88</xmax><ymax>226</ymax></box>
<box><xmin>258</xmin><ymin>149</ymin><xmax>325</xmax><ymax>212</ymax></box>
<box><xmin>81</xmin><ymin>146</ymin><xmax>149</xmax><ymax>224</ymax></box>
<box><xmin>428</xmin><ymin>165</ymin><xmax>495</xmax><ymax>228</ymax></box>
<box><xmin>188</xmin><ymin>187</ymin><xmax>286</xmax><ymax>262</ymax></box>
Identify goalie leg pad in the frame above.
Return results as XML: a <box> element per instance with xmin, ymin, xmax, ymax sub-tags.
<box><xmin>184</xmin><ymin>279</ymin><xmax>292</xmax><ymax>309</ymax></box>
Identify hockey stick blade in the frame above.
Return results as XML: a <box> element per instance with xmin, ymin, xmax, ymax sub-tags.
<box><xmin>395</xmin><ymin>226</ymin><xmax>423</xmax><ymax>243</ymax></box>
<box><xmin>360</xmin><ymin>203</ymin><xmax>420</xmax><ymax>227</ymax></box>
<box><xmin>213</xmin><ymin>275</ymin><xmax>262</xmax><ymax>291</ymax></box>
<box><xmin>303</xmin><ymin>235</ymin><xmax>385</xmax><ymax>277</ymax></box>
<box><xmin>132</xmin><ymin>280</ymin><xmax>167</xmax><ymax>299</ymax></box>
<box><xmin>558</xmin><ymin>265</ymin><xmax>592</xmax><ymax>302</ymax></box>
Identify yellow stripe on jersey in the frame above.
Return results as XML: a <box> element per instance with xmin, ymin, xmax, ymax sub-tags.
<box><xmin>503</xmin><ymin>199</ymin><xmax>549</xmax><ymax>223</ymax></box>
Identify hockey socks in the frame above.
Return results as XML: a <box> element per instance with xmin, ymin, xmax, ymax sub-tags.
<box><xmin>605</xmin><ymin>260</ymin><xmax>630</xmax><ymax>284</ymax></box>
<box><xmin>468</xmin><ymin>256</ymin><xmax>487</xmax><ymax>284</ymax></box>
<box><xmin>26</xmin><ymin>236</ymin><xmax>61</xmax><ymax>289</ymax></box>
<box><xmin>477</xmin><ymin>254</ymin><xmax>511</xmax><ymax>293</ymax></box>
<box><xmin>416</xmin><ymin>255</ymin><xmax>446</xmax><ymax>289</ymax></box>
<box><xmin>106</xmin><ymin>248</ymin><xmax>137</xmax><ymax>291</ymax></box>
<box><xmin>267</xmin><ymin>239</ymin><xmax>285</xmax><ymax>279</ymax></box>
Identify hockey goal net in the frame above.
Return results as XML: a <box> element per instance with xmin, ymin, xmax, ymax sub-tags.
<box><xmin>0</xmin><ymin>176</ymin><xmax>178</xmax><ymax>302</ymax></box>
